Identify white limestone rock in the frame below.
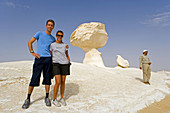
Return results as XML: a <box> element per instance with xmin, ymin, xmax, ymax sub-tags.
<box><xmin>70</xmin><ymin>22</ymin><xmax>108</xmax><ymax>67</ymax></box>
<box><xmin>116</xmin><ymin>55</ymin><xmax>130</xmax><ymax>68</ymax></box>
<box><xmin>83</xmin><ymin>48</ymin><xmax>105</xmax><ymax>67</ymax></box>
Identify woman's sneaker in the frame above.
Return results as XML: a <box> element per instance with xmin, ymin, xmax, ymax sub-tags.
<box><xmin>52</xmin><ymin>99</ymin><xmax>61</xmax><ymax>107</ymax></box>
<box><xmin>60</xmin><ymin>98</ymin><xmax>67</xmax><ymax>106</ymax></box>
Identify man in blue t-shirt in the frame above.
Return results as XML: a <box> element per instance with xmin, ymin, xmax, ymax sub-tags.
<box><xmin>22</xmin><ymin>19</ymin><xmax>56</xmax><ymax>109</ymax></box>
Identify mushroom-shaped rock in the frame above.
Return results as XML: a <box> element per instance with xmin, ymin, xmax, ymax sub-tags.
<box><xmin>83</xmin><ymin>48</ymin><xmax>105</xmax><ymax>66</ymax></box>
<box><xmin>116</xmin><ymin>55</ymin><xmax>130</xmax><ymax>68</ymax></box>
<box><xmin>70</xmin><ymin>22</ymin><xmax>108</xmax><ymax>67</ymax></box>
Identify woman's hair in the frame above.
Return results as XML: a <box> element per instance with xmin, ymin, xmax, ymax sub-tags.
<box><xmin>56</xmin><ymin>30</ymin><xmax>64</xmax><ymax>36</ymax></box>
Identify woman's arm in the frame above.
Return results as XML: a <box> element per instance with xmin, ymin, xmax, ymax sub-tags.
<box><xmin>50</xmin><ymin>51</ymin><xmax>52</xmax><ymax>56</ymax></box>
<box><xmin>65</xmin><ymin>50</ymin><xmax>70</xmax><ymax>63</ymax></box>
<box><xmin>65</xmin><ymin>45</ymin><xmax>70</xmax><ymax>63</ymax></box>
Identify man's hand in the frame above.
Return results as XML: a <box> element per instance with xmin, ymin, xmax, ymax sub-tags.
<box><xmin>140</xmin><ymin>67</ymin><xmax>142</xmax><ymax>69</ymax></box>
<box><xmin>149</xmin><ymin>62</ymin><xmax>151</xmax><ymax>65</ymax></box>
<box><xmin>31</xmin><ymin>53</ymin><xmax>40</xmax><ymax>58</ymax></box>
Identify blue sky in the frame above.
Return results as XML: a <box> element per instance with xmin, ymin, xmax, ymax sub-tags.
<box><xmin>0</xmin><ymin>0</ymin><xmax>170</xmax><ymax>71</ymax></box>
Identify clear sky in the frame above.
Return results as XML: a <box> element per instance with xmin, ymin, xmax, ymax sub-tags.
<box><xmin>0</xmin><ymin>0</ymin><xmax>170</xmax><ymax>71</ymax></box>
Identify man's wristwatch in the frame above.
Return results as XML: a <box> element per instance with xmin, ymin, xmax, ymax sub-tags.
<box><xmin>30</xmin><ymin>50</ymin><xmax>34</xmax><ymax>53</ymax></box>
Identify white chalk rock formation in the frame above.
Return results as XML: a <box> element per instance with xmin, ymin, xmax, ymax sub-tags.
<box><xmin>116</xmin><ymin>55</ymin><xmax>130</xmax><ymax>68</ymax></box>
<box><xmin>83</xmin><ymin>48</ymin><xmax>105</xmax><ymax>66</ymax></box>
<box><xmin>70</xmin><ymin>22</ymin><xmax>108</xmax><ymax>67</ymax></box>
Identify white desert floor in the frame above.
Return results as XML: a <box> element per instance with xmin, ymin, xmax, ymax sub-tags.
<box><xmin>0</xmin><ymin>61</ymin><xmax>169</xmax><ymax>113</ymax></box>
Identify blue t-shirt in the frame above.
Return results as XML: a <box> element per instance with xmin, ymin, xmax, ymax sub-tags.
<box><xmin>34</xmin><ymin>31</ymin><xmax>56</xmax><ymax>57</ymax></box>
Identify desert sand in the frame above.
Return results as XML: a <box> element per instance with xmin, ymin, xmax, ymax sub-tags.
<box><xmin>0</xmin><ymin>61</ymin><xmax>169</xmax><ymax>113</ymax></box>
<box><xmin>138</xmin><ymin>84</ymin><xmax>170</xmax><ymax>113</ymax></box>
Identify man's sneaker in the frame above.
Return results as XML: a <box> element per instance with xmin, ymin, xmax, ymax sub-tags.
<box><xmin>52</xmin><ymin>99</ymin><xmax>61</xmax><ymax>107</ymax></box>
<box><xmin>45</xmin><ymin>98</ymin><xmax>51</xmax><ymax>107</ymax></box>
<box><xmin>60</xmin><ymin>98</ymin><xmax>67</xmax><ymax>106</ymax></box>
<box><xmin>22</xmin><ymin>99</ymin><xmax>30</xmax><ymax>109</ymax></box>
<box><xmin>147</xmin><ymin>82</ymin><xmax>151</xmax><ymax>85</ymax></box>
<box><xmin>144</xmin><ymin>82</ymin><xmax>148</xmax><ymax>84</ymax></box>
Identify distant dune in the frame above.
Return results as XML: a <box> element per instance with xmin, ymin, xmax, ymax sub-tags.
<box><xmin>0</xmin><ymin>61</ymin><xmax>169</xmax><ymax>113</ymax></box>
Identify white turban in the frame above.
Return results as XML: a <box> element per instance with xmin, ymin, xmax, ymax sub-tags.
<box><xmin>143</xmin><ymin>50</ymin><xmax>148</xmax><ymax>53</ymax></box>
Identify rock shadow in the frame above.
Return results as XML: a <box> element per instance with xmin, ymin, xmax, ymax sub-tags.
<box><xmin>50</xmin><ymin>82</ymin><xmax>79</xmax><ymax>100</ymax></box>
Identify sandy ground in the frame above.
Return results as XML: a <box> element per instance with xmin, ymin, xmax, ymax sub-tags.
<box><xmin>0</xmin><ymin>61</ymin><xmax>169</xmax><ymax>113</ymax></box>
<box><xmin>138</xmin><ymin>84</ymin><xmax>170</xmax><ymax>113</ymax></box>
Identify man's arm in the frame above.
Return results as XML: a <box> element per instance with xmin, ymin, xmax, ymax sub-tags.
<box><xmin>148</xmin><ymin>58</ymin><xmax>151</xmax><ymax>65</ymax></box>
<box><xmin>139</xmin><ymin>55</ymin><xmax>142</xmax><ymax>69</ymax></box>
<box><xmin>28</xmin><ymin>37</ymin><xmax>40</xmax><ymax>58</ymax></box>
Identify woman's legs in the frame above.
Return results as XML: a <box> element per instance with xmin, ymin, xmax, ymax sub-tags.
<box><xmin>60</xmin><ymin>75</ymin><xmax>66</xmax><ymax>99</ymax></box>
<box><xmin>53</xmin><ymin>75</ymin><xmax>61</xmax><ymax>100</ymax></box>
<box><xmin>53</xmin><ymin>75</ymin><xmax>67</xmax><ymax>100</ymax></box>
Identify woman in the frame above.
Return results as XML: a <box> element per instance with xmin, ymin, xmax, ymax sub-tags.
<box><xmin>50</xmin><ymin>30</ymin><xmax>71</xmax><ymax>107</ymax></box>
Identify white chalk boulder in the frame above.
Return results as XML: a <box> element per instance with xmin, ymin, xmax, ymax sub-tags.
<box><xmin>83</xmin><ymin>48</ymin><xmax>105</xmax><ymax>66</ymax></box>
<box><xmin>116</xmin><ymin>55</ymin><xmax>130</xmax><ymax>68</ymax></box>
<box><xmin>70</xmin><ymin>22</ymin><xmax>108</xmax><ymax>67</ymax></box>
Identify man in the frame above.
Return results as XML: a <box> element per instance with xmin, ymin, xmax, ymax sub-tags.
<box><xmin>139</xmin><ymin>50</ymin><xmax>151</xmax><ymax>85</ymax></box>
<box><xmin>22</xmin><ymin>19</ymin><xmax>56</xmax><ymax>109</ymax></box>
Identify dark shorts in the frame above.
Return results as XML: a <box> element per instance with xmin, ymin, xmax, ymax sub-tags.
<box><xmin>52</xmin><ymin>63</ymin><xmax>70</xmax><ymax>76</ymax></box>
<box><xmin>29</xmin><ymin>57</ymin><xmax>52</xmax><ymax>87</ymax></box>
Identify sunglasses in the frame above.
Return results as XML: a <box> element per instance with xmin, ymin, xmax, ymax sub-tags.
<box><xmin>57</xmin><ymin>35</ymin><xmax>63</xmax><ymax>37</ymax></box>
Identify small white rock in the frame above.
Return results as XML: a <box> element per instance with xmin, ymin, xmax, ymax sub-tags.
<box><xmin>116</xmin><ymin>55</ymin><xmax>130</xmax><ymax>68</ymax></box>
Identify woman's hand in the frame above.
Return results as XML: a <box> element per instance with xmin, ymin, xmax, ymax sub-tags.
<box><xmin>66</xmin><ymin>45</ymin><xmax>69</xmax><ymax>49</ymax></box>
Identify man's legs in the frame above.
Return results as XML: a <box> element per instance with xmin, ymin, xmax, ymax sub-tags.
<box><xmin>147</xmin><ymin>65</ymin><xmax>151</xmax><ymax>83</ymax></box>
<box><xmin>42</xmin><ymin>57</ymin><xmax>52</xmax><ymax>106</ymax></box>
<box><xmin>44</xmin><ymin>84</ymin><xmax>51</xmax><ymax>107</ymax></box>
<box><xmin>26</xmin><ymin>85</ymin><xmax>49</xmax><ymax>100</ymax></box>
<box><xmin>27</xmin><ymin>86</ymin><xmax>34</xmax><ymax>99</ymax></box>
<box><xmin>142</xmin><ymin>64</ymin><xmax>148</xmax><ymax>83</ymax></box>
<box><xmin>45</xmin><ymin>85</ymin><xmax>50</xmax><ymax>98</ymax></box>
<box><xmin>22</xmin><ymin>58</ymin><xmax>43</xmax><ymax>109</ymax></box>
<box><xmin>43</xmin><ymin>58</ymin><xmax>52</xmax><ymax>99</ymax></box>
<box><xmin>28</xmin><ymin>86</ymin><xmax>34</xmax><ymax>94</ymax></box>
